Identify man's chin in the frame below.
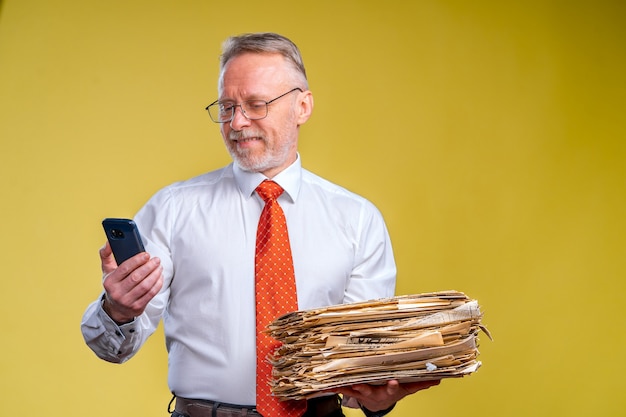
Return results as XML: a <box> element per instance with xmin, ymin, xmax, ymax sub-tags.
<box><xmin>232</xmin><ymin>155</ymin><xmax>269</xmax><ymax>173</ymax></box>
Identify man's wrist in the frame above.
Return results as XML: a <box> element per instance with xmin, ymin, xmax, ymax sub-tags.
<box><xmin>101</xmin><ymin>296</ymin><xmax>135</xmax><ymax>325</ymax></box>
<box><xmin>360</xmin><ymin>402</ymin><xmax>396</xmax><ymax>417</ymax></box>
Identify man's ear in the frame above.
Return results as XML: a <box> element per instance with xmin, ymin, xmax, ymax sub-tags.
<box><xmin>296</xmin><ymin>90</ymin><xmax>314</xmax><ymax>126</ymax></box>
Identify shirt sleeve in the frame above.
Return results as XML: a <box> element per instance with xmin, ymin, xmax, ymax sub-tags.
<box><xmin>80</xmin><ymin>286</ymin><xmax>170</xmax><ymax>363</ymax></box>
<box><xmin>80</xmin><ymin>294</ymin><xmax>142</xmax><ymax>363</ymax></box>
<box><xmin>343</xmin><ymin>200</ymin><xmax>397</xmax><ymax>303</ymax></box>
<box><xmin>80</xmin><ymin>187</ymin><xmax>174</xmax><ymax>363</ymax></box>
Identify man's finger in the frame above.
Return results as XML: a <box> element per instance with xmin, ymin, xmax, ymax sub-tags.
<box><xmin>385</xmin><ymin>380</ymin><xmax>401</xmax><ymax>395</ymax></box>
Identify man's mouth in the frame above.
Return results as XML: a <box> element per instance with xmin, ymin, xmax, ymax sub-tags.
<box><xmin>234</xmin><ymin>136</ymin><xmax>260</xmax><ymax>143</ymax></box>
<box><xmin>229</xmin><ymin>131</ymin><xmax>264</xmax><ymax>144</ymax></box>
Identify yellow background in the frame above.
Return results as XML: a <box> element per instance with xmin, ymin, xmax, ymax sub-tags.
<box><xmin>1</xmin><ymin>1</ymin><xmax>624</xmax><ymax>416</ymax></box>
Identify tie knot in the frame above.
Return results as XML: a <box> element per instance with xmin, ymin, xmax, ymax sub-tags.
<box><xmin>256</xmin><ymin>180</ymin><xmax>284</xmax><ymax>202</ymax></box>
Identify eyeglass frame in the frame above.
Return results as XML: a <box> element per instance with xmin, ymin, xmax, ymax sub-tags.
<box><xmin>205</xmin><ymin>87</ymin><xmax>303</xmax><ymax>123</ymax></box>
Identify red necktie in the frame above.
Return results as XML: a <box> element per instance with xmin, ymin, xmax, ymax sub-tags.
<box><xmin>255</xmin><ymin>180</ymin><xmax>307</xmax><ymax>417</ymax></box>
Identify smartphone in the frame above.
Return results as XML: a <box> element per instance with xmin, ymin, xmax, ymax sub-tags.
<box><xmin>102</xmin><ymin>218</ymin><xmax>146</xmax><ymax>265</ymax></box>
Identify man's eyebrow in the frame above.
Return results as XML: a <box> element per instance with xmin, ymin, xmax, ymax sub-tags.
<box><xmin>219</xmin><ymin>92</ymin><xmax>269</xmax><ymax>103</ymax></box>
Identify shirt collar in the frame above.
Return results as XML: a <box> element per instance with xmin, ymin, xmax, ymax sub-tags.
<box><xmin>233</xmin><ymin>154</ymin><xmax>302</xmax><ymax>203</ymax></box>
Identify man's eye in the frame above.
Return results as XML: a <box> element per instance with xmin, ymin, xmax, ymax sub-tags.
<box><xmin>221</xmin><ymin>104</ymin><xmax>235</xmax><ymax>112</ymax></box>
<box><xmin>247</xmin><ymin>101</ymin><xmax>266</xmax><ymax>110</ymax></box>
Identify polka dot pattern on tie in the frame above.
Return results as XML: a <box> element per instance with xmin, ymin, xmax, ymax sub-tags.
<box><xmin>255</xmin><ymin>180</ymin><xmax>307</xmax><ymax>417</ymax></box>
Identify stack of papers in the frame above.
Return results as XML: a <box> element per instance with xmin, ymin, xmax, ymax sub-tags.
<box><xmin>267</xmin><ymin>291</ymin><xmax>491</xmax><ymax>400</ymax></box>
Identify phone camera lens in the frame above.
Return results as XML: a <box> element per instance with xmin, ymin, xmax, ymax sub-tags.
<box><xmin>111</xmin><ymin>229</ymin><xmax>125</xmax><ymax>239</ymax></box>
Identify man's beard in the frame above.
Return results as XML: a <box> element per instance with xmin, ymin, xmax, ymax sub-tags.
<box><xmin>226</xmin><ymin>129</ymin><xmax>291</xmax><ymax>173</ymax></box>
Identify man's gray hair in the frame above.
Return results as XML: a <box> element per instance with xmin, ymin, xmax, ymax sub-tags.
<box><xmin>219</xmin><ymin>32</ymin><xmax>308</xmax><ymax>89</ymax></box>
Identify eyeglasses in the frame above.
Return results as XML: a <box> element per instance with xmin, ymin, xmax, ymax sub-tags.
<box><xmin>205</xmin><ymin>88</ymin><xmax>303</xmax><ymax>123</ymax></box>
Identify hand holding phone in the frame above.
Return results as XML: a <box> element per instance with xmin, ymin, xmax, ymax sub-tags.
<box><xmin>102</xmin><ymin>218</ymin><xmax>146</xmax><ymax>265</ymax></box>
<box><xmin>100</xmin><ymin>218</ymin><xmax>162</xmax><ymax>324</ymax></box>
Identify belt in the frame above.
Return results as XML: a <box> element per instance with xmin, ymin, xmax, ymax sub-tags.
<box><xmin>175</xmin><ymin>394</ymin><xmax>341</xmax><ymax>417</ymax></box>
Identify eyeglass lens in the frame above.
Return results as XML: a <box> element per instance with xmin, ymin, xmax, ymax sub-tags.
<box><xmin>211</xmin><ymin>101</ymin><xmax>267</xmax><ymax>122</ymax></box>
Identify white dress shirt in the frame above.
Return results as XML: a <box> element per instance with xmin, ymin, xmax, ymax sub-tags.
<box><xmin>81</xmin><ymin>156</ymin><xmax>396</xmax><ymax>405</ymax></box>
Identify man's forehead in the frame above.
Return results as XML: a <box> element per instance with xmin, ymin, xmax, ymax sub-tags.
<box><xmin>219</xmin><ymin>53</ymin><xmax>291</xmax><ymax>97</ymax></box>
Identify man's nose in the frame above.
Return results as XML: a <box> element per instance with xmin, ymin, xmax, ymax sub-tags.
<box><xmin>229</xmin><ymin>105</ymin><xmax>251</xmax><ymax>131</ymax></box>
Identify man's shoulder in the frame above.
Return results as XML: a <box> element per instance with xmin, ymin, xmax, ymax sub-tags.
<box><xmin>164</xmin><ymin>164</ymin><xmax>235</xmax><ymax>192</ymax></box>
<box><xmin>143</xmin><ymin>164</ymin><xmax>235</xmax><ymax>207</ymax></box>
<box><xmin>301</xmin><ymin>168</ymin><xmax>369</xmax><ymax>204</ymax></box>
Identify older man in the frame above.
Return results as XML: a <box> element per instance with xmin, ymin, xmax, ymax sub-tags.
<box><xmin>81</xmin><ymin>32</ymin><xmax>438</xmax><ymax>417</ymax></box>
